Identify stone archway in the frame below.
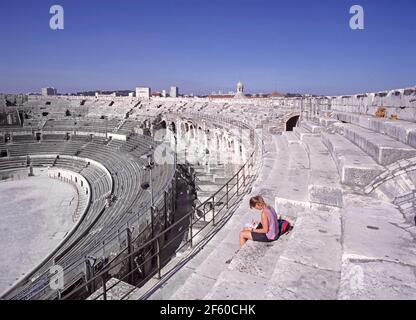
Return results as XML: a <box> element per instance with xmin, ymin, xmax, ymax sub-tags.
<box><xmin>285</xmin><ymin>115</ymin><xmax>300</xmax><ymax>131</ymax></box>
<box><xmin>364</xmin><ymin>156</ymin><xmax>416</xmax><ymax>224</ymax></box>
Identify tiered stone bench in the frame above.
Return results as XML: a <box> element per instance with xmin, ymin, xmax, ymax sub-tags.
<box><xmin>335</xmin><ymin>123</ymin><xmax>416</xmax><ymax>166</ymax></box>
<box><xmin>302</xmin><ymin>135</ymin><xmax>343</xmax><ymax>208</ymax></box>
<box><xmin>301</xmin><ymin>121</ymin><xmax>322</xmax><ymax>134</ymax></box>
<box><xmin>321</xmin><ymin>131</ymin><xmax>384</xmax><ymax>187</ymax></box>
<box><xmin>334</xmin><ymin>112</ymin><xmax>416</xmax><ymax>148</ymax></box>
<box><xmin>281</xmin><ymin>131</ymin><xmax>301</xmax><ymax>145</ymax></box>
<box><xmin>142</xmin><ymin>113</ymin><xmax>416</xmax><ymax>300</ymax></box>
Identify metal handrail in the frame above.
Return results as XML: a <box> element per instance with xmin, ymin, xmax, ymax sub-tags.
<box><xmin>60</xmin><ymin>128</ymin><xmax>261</xmax><ymax>300</ymax></box>
<box><xmin>62</xmin><ymin>156</ymin><xmax>255</xmax><ymax>299</ymax></box>
<box><xmin>105</xmin><ymin>160</ymin><xmax>260</xmax><ymax>301</ymax></box>
<box><xmin>3</xmin><ymin>114</ymin><xmax>261</xmax><ymax>300</ymax></box>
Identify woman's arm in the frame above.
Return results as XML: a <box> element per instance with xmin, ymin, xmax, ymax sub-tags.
<box><xmin>252</xmin><ymin>211</ymin><xmax>269</xmax><ymax>234</ymax></box>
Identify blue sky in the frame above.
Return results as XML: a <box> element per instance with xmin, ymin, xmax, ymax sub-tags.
<box><xmin>0</xmin><ymin>0</ymin><xmax>415</xmax><ymax>95</ymax></box>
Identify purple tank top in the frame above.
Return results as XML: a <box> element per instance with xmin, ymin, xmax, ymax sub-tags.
<box><xmin>264</xmin><ymin>206</ymin><xmax>279</xmax><ymax>240</ymax></box>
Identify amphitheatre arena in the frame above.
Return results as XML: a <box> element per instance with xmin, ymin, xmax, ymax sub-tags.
<box><xmin>0</xmin><ymin>87</ymin><xmax>416</xmax><ymax>300</ymax></box>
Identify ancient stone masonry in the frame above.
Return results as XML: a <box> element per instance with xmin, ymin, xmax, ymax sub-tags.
<box><xmin>1</xmin><ymin>85</ymin><xmax>416</xmax><ymax>300</ymax></box>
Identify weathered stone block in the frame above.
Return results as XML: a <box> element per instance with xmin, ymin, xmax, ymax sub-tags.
<box><xmin>308</xmin><ymin>184</ymin><xmax>343</xmax><ymax>208</ymax></box>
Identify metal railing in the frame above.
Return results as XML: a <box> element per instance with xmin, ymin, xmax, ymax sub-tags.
<box><xmin>60</xmin><ymin>114</ymin><xmax>263</xmax><ymax>300</ymax></box>
<box><xmin>2</xmin><ymin>114</ymin><xmax>262</xmax><ymax>300</ymax></box>
<box><xmin>60</xmin><ymin>141</ymin><xmax>260</xmax><ymax>300</ymax></box>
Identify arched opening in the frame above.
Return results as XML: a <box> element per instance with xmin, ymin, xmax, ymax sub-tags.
<box><xmin>285</xmin><ymin>116</ymin><xmax>300</xmax><ymax>131</ymax></box>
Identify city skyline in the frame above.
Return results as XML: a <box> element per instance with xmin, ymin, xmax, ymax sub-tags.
<box><xmin>0</xmin><ymin>0</ymin><xmax>415</xmax><ymax>95</ymax></box>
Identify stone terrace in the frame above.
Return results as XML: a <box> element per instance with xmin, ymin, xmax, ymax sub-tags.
<box><xmin>144</xmin><ymin>86</ymin><xmax>416</xmax><ymax>300</ymax></box>
<box><xmin>1</xmin><ymin>86</ymin><xmax>416</xmax><ymax>300</ymax></box>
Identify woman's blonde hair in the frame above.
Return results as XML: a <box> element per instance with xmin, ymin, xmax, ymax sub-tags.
<box><xmin>249</xmin><ymin>195</ymin><xmax>267</xmax><ymax>209</ymax></box>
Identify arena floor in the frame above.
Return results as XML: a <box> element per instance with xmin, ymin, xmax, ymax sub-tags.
<box><xmin>0</xmin><ymin>171</ymin><xmax>78</xmax><ymax>295</ymax></box>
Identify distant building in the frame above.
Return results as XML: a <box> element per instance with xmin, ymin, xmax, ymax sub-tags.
<box><xmin>237</xmin><ymin>82</ymin><xmax>244</xmax><ymax>93</ymax></box>
<box><xmin>208</xmin><ymin>93</ymin><xmax>234</xmax><ymax>99</ymax></box>
<box><xmin>95</xmin><ymin>92</ymin><xmax>116</xmax><ymax>98</ymax></box>
<box><xmin>128</xmin><ymin>92</ymin><xmax>135</xmax><ymax>97</ymax></box>
<box><xmin>136</xmin><ymin>87</ymin><xmax>151</xmax><ymax>99</ymax></box>
<box><xmin>41</xmin><ymin>87</ymin><xmax>57</xmax><ymax>96</ymax></box>
<box><xmin>234</xmin><ymin>81</ymin><xmax>246</xmax><ymax>99</ymax></box>
<box><xmin>170</xmin><ymin>86</ymin><xmax>179</xmax><ymax>98</ymax></box>
<box><xmin>270</xmin><ymin>91</ymin><xmax>285</xmax><ymax>98</ymax></box>
<box><xmin>162</xmin><ymin>90</ymin><xmax>167</xmax><ymax>97</ymax></box>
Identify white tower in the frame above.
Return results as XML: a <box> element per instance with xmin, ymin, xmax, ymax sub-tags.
<box><xmin>234</xmin><ymin>81</ymin><xmax>245</xmax><ymax>99</ymax></box>
<box><xmin>237</xmin><ymin>81</ymin><xmax>244</xmax><ymax>93</ymax></box>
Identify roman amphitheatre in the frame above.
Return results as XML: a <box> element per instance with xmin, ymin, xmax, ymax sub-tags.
<box><xmin>0</xmin><ymin>85</ymin><xmax>415</xmax><ymax>300</ymax></box>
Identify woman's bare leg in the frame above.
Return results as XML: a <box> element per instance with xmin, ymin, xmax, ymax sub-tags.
<box><xmin>239</xmin><ymin>230</ymin><xmax>253</xmax><ymax>247</ymax></box>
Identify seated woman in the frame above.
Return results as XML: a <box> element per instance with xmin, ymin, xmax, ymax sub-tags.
<box><xmin>239</xmin><ymin>195</ymin><xmax>292</xmax><ymax>247</ymax></box>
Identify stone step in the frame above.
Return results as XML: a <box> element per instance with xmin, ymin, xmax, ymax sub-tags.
<box><xmin>196</xmin><ymin>183</ymin><xmax>223</xmax><ymax>193</ymax></box>
<box><xmin>318</xmin><ymin>117</ymin><xmax>340</xmax><ymax>128</ymax></box>
<box><xmin>150</xmin><ymin>203</ymin><xmax>248</xmax><ymax>300</ymax></box>
<box><xmin>309</xmin><ymin>116</ymin><xmax>321</xmax><ymax>125</ymax></box>
<box><xmin>193</xmin><ymin>167</ymin><xmax>225</xmax><ymax>173</ymax></box>
<box><xmin>337</xmin><ymin>123</ymin><xmax>416</xmax><ymax>166</ymax></box>
<box><xmin>214</xmin><ymin>177</ymin><xmax>236</xmax><ymax>184</ymax></box>
<box><xmin>195</xmin><ymin>180</ymin><xmax>227</xmax><ymax>186</ymax></box>
<box><xmin>274</xmin><ymin>197</ymin><xmax>310</xmax><ymax>218</ymax></box>
<box><xmin>334</xmin><ymin>111</ymin><xmax>416</xmax><ymax>148</ymax></box>
<box><xmin>208</xmin><ymin>168</ymin><xmax>228</xmax><ymax>175</ymax></box>
<box><xmin>338</xmin><ymin>194</ymin><xmax>416</xmax><ymax>299</ymax></box>
<box><xmin>293</xmin><ymin>127</ymin><xmax>317</xmax><ymax>141</ymax></box>
<box><xmin>204</xmin><ymin>208</ymin><xmax>343</xmax><ymax>300</ymax></box>
<box><xmin>301</xmin><ymin>121</ymin><xmax>322</xmax><ymax>134</ymax></box>
<box><xmin>196</xmin><ymin>190</ymin><xmax>226</xmax><ymax>199</ymax></box>
<box><xmin>302</xmin><ymin>136</ymin><xmax>343</xmax><ymax>208</ymax></box>
<box><xmin>271</xmin><ymin>137</ymin><xmax>310</xmax><ymax>212</ymax></box>
<box><xmin>204</xmin><ymin>229</ymin><xmax>293</xmax><ymax>300</ymax></box>
<box><xmin>192</xmin><ymin>219</ymin><xmax>210</xmax><ymax>229</ymax></box>
<box><xmin>282</xmin><ymin>131</ymin><xmax>301</xmax><ymax>145</ymax></box>
<box><xmin>194</xmin><ymin>174</ymin><xmax>214</xmax><ymax>182</ymax></box>
<box><xmin>129</xmin><ymin>252</ymin><xmax>193</xmax><ymax>300</ymax></box>
<box><xmin>321</xmin><ymin>131</ymin><xmax>384</xmax><ymax>187</ymax></box>
<box><xmin>265</xmin><ymin>208</ymin><xmax>342</xmax><ymax>300</ymax></box>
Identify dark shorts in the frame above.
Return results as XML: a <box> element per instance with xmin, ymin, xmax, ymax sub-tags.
<box><xmin>251</xmin><ymin>231</ymin><xmax>272</xmax><ymax>242</ymax></box>
<box><xmin>251</xmin><ymin>220</ymin><xmax>292</xmax><ymax>243</ymax></box>
<box><xmin>251</xmin><ymin>223</ymin><xmax>272</xmax><ymax>242</ymax></box>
